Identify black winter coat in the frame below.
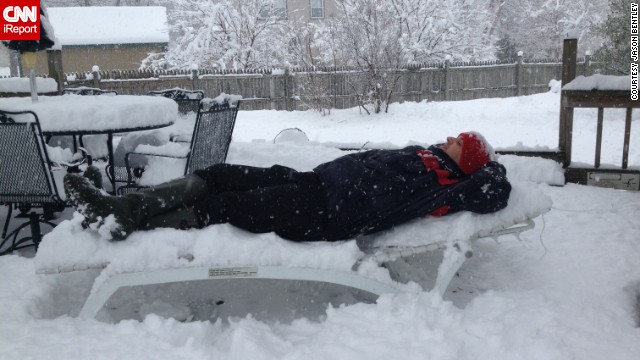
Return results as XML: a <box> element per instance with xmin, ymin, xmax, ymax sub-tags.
<box><xmin>313</xmin><ymin>145</ymin><xmax>511</xmax><ymax>240</ymax></box>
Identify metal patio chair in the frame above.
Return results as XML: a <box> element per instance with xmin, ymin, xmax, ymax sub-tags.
<box><xmin>0</xmin><ymin>110</ymin><xmax>69</xmax><ymax>255</ymax></box>
<box><xmin>62</xmin><ymin>87</ymin><xmax>118</xmax><ymax>96</ymax></box>
<box><xmin>147</xmin><ymin>88</ymin><xmax>204</xmax><ymax>115</ymax></box>
<box><xmin>114</xmin><ymin>99</ymin><xmax>240</xmax><ymax>194</ymax></box>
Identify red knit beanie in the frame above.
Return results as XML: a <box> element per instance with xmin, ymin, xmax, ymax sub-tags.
<box><xmin>458</xmin><ymin>132</ymin><xmax>491</xmax><ymax>175</ymax></box>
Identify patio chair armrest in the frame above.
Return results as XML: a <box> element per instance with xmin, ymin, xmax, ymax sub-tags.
<box><xmin>124</xmin><ymin>151</ymin><xmax>188</xmax><ymax>162</ymax></box>
<box><xmin>49</xmin><ymin>147</ymin><xmax>89</xmax><ymax>170</ymax></box>
<box><xmin>169</xmin><ymin>134</ymin><xmax>191</xmax><ymax>143</ymax></box>
<box><xmin>128</xmin><ymin>142</ymin><xmax>191</xmax><ymax>159</ymax></box>
<box><xmin>123</xmin><ymin>145</ymin><xmax>190</xmax><ymax>180</ymax></box>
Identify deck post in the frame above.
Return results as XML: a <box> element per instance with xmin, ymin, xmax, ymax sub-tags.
<box><xmin>558</xmin><ymin>37</ymin><xmax>578</xmax><ymax>167</ymax></box>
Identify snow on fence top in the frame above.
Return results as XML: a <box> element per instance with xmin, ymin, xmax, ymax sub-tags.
<box><xmin>563</xmin><ymin>74</ymin><xmax>631</xmax><ymax>91</ymax></box>
<box><xmin>47</xmin><ymin>7</ymin><xmax>169</xmax><ymax>46</ymax></box>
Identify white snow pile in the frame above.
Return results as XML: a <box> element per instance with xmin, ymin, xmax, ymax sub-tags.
<box><xmin>0</xmin><ymin>77</ymin><xmax>58</xmax><ymax>93</ymax></box>
<box><xmin>202</xmin><ymin>92</ymin><xmax>244</xmax><ymax>107</ymax></box>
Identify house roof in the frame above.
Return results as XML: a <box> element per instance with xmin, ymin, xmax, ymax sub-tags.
<box><xmin>47</xmin><ymin>6</ymin><xmax>169</xmax><ymax>46</ymax></box>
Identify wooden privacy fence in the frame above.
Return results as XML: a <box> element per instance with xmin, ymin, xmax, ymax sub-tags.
<box><xmin>56</xmin><ymin>55</ymin><xmax>597</xmax><ymax>111</ymax></box>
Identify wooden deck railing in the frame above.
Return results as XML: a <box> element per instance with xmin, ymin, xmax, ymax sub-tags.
<box><xmin>558</xmin><ymin>39</ymin><xmax>638</xmax><ymax>190</ymax></box>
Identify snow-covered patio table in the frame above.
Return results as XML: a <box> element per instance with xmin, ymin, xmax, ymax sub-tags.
<box><xmin>0</xmin><ymin>94</ymin><xmax>178</xmax><ymax>191</ymax></box>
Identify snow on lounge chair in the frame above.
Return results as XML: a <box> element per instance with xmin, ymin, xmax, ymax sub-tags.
<box><xmin>33</xmin><ymin>172</ymin><xmax>552</xmax><ymax>323</ymax></box>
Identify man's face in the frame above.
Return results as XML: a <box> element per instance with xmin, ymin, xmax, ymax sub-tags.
<box><xmin>440</xmin><ymin>135</ymin><xmax>463</xmax><ymax>165</ymax></box>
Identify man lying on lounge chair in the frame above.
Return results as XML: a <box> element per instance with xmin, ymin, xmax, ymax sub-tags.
<box><xmin>64</xmin><ymin>131</ymin><xmax>511</xmax><ymax>242</ymax></box>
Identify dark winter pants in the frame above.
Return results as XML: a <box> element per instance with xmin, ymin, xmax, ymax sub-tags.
<box><xmin>193</xmin><ymin>164</ymin><xmax>329</xmax><ymax>241</ymax></box>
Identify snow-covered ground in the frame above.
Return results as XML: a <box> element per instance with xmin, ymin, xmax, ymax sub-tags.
<box><xmin>1</xmin><ymin>89</ymin><xmax>639</xmax><ymax>359</ymax></box>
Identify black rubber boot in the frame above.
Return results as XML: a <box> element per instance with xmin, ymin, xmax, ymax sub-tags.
<box><xmin>125</xmin><ymin>175</ymin><xmax>209</xmax><ymax>230</ymax></box>
<box><xmin>140</xmin><ymin>206</ymin><xmax>202</xmax><ymax>231</ymax></box>
<box><xmin>83</xmin><ymin>166</ymin><xmax>103</xmax><ymax>189</ymax></box>
<box><xmin>128</xmin><ymin>174</ymin><xmax>209</xmax><ymax>214</ymax></box>
<box><xmin>64</xmin><ymin>174</ymin><xmax>137</xmax><ymax>240</ymax></box>
<box><xmin>64</xmin><ymin>174</ymin><xmax>208</xmax><ymax>240</ymax></box>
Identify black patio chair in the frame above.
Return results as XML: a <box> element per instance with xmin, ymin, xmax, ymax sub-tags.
<box><xmin>62</xmin><ymin>87</ymin><xmax>118</xmax><ymax>96</ymax></box>
<box><xmin>0</xmin><ymin>110</ymin><xmax>69</xmax><ymax>255</ymax></box>
<box><xmin>114</xmin><ymin>99</ymin><xmax>240</xmax><ymax>195</ymax></box>
<box><xmin>147</xmin><ymin>88</ymin><xmax>204</xmax><ymax>115</ymax></box>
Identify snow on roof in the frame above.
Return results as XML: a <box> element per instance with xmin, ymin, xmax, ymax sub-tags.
<box><xmin>562</xmin><ymin>74</ymin><xmax>631</xmax><ymax>91</ymax></box>
<box><xmin>47</xmin><ymin>6</ymin><xmax>169</xmax><ymax>46</ymax></box>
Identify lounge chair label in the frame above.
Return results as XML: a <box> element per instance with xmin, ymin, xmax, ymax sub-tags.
<box><xmin>208</xmin><ymin>267</ymin><xmax>258</xmax><ymax>278</ymax></box>
<box><xmin>587</xmin><ymin>172</ymin><xmax>640</xmax><ymax>190</ymax></box>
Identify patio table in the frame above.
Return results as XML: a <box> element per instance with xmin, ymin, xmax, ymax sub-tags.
<box><xmin>0</xmin><ymin>94</ymin><xmax>178</xmax><ymax>192</ymax></box>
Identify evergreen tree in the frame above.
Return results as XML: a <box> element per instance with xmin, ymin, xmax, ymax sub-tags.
<box><xmin>495</xmin><ymin>36</ymin><xmax>518</xmax><ymax>62</ymax></box>
<box><xmin>594</xmin><ymin>0</ymin><xmax>631</xmax><ymax>75</ymax></box>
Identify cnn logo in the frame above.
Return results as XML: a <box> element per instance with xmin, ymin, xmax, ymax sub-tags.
<box><xmin>0</xmin><ymin>0</ymin><xmax>40</xmax><ymax>41</ymax></box>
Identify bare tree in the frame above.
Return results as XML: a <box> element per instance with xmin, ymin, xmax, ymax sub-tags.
<box><xmin>144</xmin><ymin>0</ymin><xmax>289</xmax><ymax>70</ymax></box>
<box><xmin>285</xmin><ymin>22</ymin><xmax>335</xmax><ymax>115</ymax></box>
<box><xmin>313</xmin><ymin>0</ymin><xmax>494</xmax><ymax>114</ymax></box>
<box><xmin>388</xmin><ymin>0</ymin><xmax>495</xmax><ymax>63</ymax></box>
<box><xmin>498</xmin><ymin>0</ymin><xmax>607</xmax><ymax>59</ymax></box>
<box><xmin>320</xmin><ymin>0</ymin><xmax>404</xmax><ymax>114</ymax></box>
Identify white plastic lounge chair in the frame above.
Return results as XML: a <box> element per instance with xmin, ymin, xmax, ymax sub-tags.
<box><xmin>34</xmin><ymin>177</ymin><xmax>551</xmax><ymax>323</ymax></box>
